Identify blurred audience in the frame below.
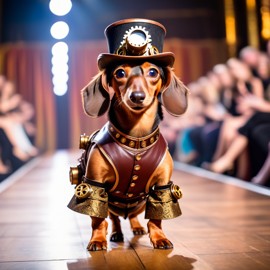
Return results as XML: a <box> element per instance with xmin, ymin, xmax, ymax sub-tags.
<box><xmin>168</xmin><ymin>41</ymin><xmax>270</xmax><ymax>187</ymax></box>
<box><xmin>0</xmin><ymin>75</ymin><xmax>38</xmax><ymax>181</ymax></box>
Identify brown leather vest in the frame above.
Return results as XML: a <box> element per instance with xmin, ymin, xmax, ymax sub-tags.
<box><xmin>92</xmin><ymin>123</ymin><xmax>168</xmax><ymax>206</ymax></box>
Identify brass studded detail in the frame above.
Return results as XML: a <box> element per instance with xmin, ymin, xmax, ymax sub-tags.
<box><xmin>127</xmin><ymin>193</ymin><xmax>133</xmax><ymax>197</ymax></box>
<box><xmin>132</xmin><ymin>175</ymin><xmax>138</xmax><ymax>180</ymax></box>
<box><xmin>108</xmin><ymin>123</ymin><xmax>160</xmax><ymax>149</ymax></box>
<box><xmin>129</xmin><ymin>141</ymin><xmax>135</xmax><ymax>147</ymax></box>
<box><xmin>121</xmin><ymin>137</ymin><xmax>126</xmax><ymax>143</ymax></box>
<box><xmin>135</xmin><ymin>154</ymin><xmax>141</xmax><ymax>161</ymax></box>
<box><xmin>141</xmin><ymin>141</ymin><xmax>146</xmax><ymax>148</ymax></box>
<box><xmin>130</xmin><ymin>183</ymin><xmax>136</xmax><ymax>187</ymax></box>
<box><xmin>134</xmin><ymin>165</ymin><xmax>141</xmax><ymax>171</ymax></box>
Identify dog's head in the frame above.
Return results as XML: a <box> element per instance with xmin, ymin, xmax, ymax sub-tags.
<box><xmin>82</xmin><ymin>61</ymin><xmax>188</xmax><ymax>117</ymax></box>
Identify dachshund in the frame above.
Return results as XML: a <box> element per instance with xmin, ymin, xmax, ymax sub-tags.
<box><xmin>71</xmin><ymin>60</ymin><xmax>188</xmax><ymax>251</ymax></box>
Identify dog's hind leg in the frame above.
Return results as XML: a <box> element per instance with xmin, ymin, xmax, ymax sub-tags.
<box><xmin>87</xmin><ymin>217</ymin><xmax>108</xmax><ymax>251</ymax></box>
<box><xmin>109</xmin><ymin>212</ymin><xmax>124</xmax><ymax>242</ymax></box>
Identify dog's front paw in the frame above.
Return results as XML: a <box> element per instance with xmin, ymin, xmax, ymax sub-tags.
<box><xmin>110</xmin><ymin>231</ymin><xmax>124</xmax><ymax>242</ymax></box>
<box><xmin>132</xmin><ymin>227</ymin><xmax>147</xmax><ymax>235</ymax></box>
<box><xmin>87</xmin><ymin>240</ymin><xmax>107</xmax><ymax>251</ymax></box>
<box><xmin>152</xmin><ymin>238</ymin><xmax>173</xmax><ymax>249</ymax></box>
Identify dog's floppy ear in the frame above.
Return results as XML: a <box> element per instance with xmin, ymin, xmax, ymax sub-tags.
<box><xmin>160</xmin><ymin>67</ymin><xmax>189</xmax><ymax>116</ymax></box>
<box><xmin>81</xmin><ymin>71</ymin><xmax>111</xmax><ymax>118</ymax></box>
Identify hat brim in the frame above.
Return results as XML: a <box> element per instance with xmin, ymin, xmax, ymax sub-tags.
<box><xmin>97</xmin><ymin>52</ymin><xmax>175</xmax><ymax>70</ymax></box>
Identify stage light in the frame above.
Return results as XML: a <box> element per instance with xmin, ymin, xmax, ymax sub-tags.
<box><xmin>51</xmin><ymin>41</ymin><xmax>69</xmax><ymax>54</ymax></box>
<box><xmin>51</xmin><ymin>63</ymin><xmax>69</xmax><ymax>74</ymax></box>
<box><xmin>50</xmin><ymin>21</ymin><xmax>69</xmax><ymax>40</ymax></box>
<box><xmin>49</xmin><ymin>0</ymin><xmax>72</xmax><ymax>16</ymax></box>
<box><xmin>53</xmin><ymin>84</ymin><xmax>68</xmax><ymax>96</ymax></box>
<box><xmin>49</xmin><ymin>1</ymin><xmax>72</xmax><ymax>96</ymax></box>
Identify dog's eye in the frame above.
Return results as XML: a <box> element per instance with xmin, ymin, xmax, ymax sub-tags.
<box><xmin>115</xmin><ymin>69</ymin><xmax>126</xmax><ymax>79</ymax></box>
<box><xmin>148</xmin><ymin>68</ymin><xmax>159</xmax><ymax>78</ymax></box>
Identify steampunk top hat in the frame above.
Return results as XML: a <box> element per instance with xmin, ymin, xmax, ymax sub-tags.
<box><xmin>97</xmin><ymin>18</ymin><xmax>175</xmax><ymax>70</ymax></box>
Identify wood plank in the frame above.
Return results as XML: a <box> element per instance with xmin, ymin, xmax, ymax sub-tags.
<box><xmin>0</xmin><ymin>150</ymin><xmax>269</xmax><ymax>270</ymax></box>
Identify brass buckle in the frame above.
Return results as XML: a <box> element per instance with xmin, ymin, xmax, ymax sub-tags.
<box><xmin>75</xmin><ymin>183</ymin><xmax>93</xmax><ymax>199</ymax></box>
<box><xmin>171</xmin><ymin>184</ymin><xmax>183</xmax><ymax>200</ymax></box>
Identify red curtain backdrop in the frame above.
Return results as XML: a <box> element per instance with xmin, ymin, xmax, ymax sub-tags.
<box><xmin>0</xmin><ymin>39</ymin><xmax>227</xmax><ymax>151</ymax></box>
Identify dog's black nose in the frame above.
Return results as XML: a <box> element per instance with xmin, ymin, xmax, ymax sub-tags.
<box><xmin>130</xmin><ymin>91</ymin><xmax>146</xmax><ymax>104</ymax></box>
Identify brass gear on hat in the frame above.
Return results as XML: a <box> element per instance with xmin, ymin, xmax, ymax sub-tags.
<box><xmin>116</xmin><ymin>25</ymin><xmax>155</xmax><ymax>56</ymax></box>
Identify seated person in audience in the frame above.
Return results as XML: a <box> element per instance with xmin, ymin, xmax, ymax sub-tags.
<box><xmin>172</xmin><ymin>81</ymin><xmax>206</xmax><ymax>163</ymax></box>
<box><xmin>207</xmin><ymin>58</ymin><xmax>264</xmax><ymax>179</ymax></box>
<box><xmin>252</xmin><ymin>142</ymin><xmax>270</xmax><ymax>186</ymax></box>
<box><xmin>206</xmin><ymin>93</ymin><xmax>270</xmax><ymax>183</ymax></box>
<box><xmin>0</xmin><ymin>76</ymin><xmax>38</xmax><ymax>171</ymax></box>
<box><xmin>185</xmin><ymin>75</ymin><xmax>227</xmax><ymax>166</ymax></box>
<box><xmin>256</xmin><ymin>52</ymin><xmax>270</xmax><ymax>93</ymax></box>
<box><xmin>239</xmin><ymin>46</ymin><xmax>261</xmax><ymax>77</ymax></box>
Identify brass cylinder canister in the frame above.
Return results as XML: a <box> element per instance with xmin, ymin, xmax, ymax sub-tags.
<box><xmin>69</xmin><ymin>165</ymin><xmax>83</xmax><ymax>185</ymax></box>
<box><xmin>79</xmin><ymin>134</ymin><xmax>90</xmax><ymax>150</ymax></box>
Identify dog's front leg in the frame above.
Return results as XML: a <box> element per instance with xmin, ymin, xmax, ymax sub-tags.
<box><xmin>145</xmin><ymin>151</ymin><xmax>182</xmax><ymax>249</ymax></box>
<box><xmin>87</xmin><ymin>217</ymin><xmax>108</xmax><ymax>251</ymax></box>
<box><xmin>84</xmin><ymin>147</ymin><xmax>114</xmax><ymax>251</ymax></box>
<box><xmin>147</xmin><ymin>219</ymin><xmax>173</xmax><ymax>249</ymax></box>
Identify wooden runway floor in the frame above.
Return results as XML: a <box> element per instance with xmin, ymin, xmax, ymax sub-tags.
<box><xmin>0</xmin><ymin>150</ymin><xmax>270</xmax><ymax>270</ymax></box>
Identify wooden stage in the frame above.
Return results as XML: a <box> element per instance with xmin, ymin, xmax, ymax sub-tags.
<box><xmin>0</xmin><ymin>150</ymin><xmax>270</xmax><ymax>270</ymax></box>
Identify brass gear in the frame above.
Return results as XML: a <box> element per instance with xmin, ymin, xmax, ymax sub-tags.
<box><xmin>75</xmin><ymin>183</ymin><xmax>93</xmax><ymax>199</ymax></box>
<box><xmin>170</xmin><ymin>184</ymin><xmax>183</xmax><ymax>200</ymax></box>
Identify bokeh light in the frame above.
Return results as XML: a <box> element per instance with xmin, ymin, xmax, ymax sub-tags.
<box><xmin>50</xmin><ymin>21</ymin><xmax>69</xmax><ymax>40</ymax></box>
<box><xmin>49</xmin><ymin>0</ymin><xmax>72</xmax><ymax>16</ymax></box>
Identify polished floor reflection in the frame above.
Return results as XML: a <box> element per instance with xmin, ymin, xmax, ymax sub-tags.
<box><xmin>0</xmin><ymin>150</ymin><xmax>269</xmax><ymax>270</ymax></box>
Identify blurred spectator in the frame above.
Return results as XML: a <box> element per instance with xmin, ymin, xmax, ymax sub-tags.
<box><xmin>252</xmin><ymin>142</ymin><xmax>270</xmax><ymax>186</ymax></box>
<box><xmin>0</xmin><ymin>75</ymin><xmax>38</xmax><ymax>181</ymax></box>
<box><xmin>239</xmin><ymin>46</ymin><xmax>261</xmax><ymax>76</ymax></box>
<box><xmin>172</xmin><ymin>81</ymin><xmax>206</xmax><ymax>163</ymax></box>
<box><xmin>173</xmin><ymin>42</ymin><xmax>270</xmax><ymax>187</ymax></box>
<box><xmin>206</xmin><ymin>58</ymin><xmax>264</xmax><ymax>179</ymax></box>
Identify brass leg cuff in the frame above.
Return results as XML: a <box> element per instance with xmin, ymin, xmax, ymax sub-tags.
<box><xmin>145</xmin><ymin>182</ymin><xmax>182</xmax><ymax>220</ymax></box>
<box><xmin>67</xmin><ymin>180</ymin><xmax>108</xmax><ymax>218</ymax></box>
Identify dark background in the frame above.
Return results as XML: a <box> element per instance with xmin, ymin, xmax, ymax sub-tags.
<box><xmin>0</xmin><ymin>0</ymin><xmax>268</xmax><ymax>149</ymax></box>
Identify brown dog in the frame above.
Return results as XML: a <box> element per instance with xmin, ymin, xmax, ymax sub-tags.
<box><xmin>68</xmin><ymin>18</ymin><xmax>188</xmax><ymax>251</ymax></box>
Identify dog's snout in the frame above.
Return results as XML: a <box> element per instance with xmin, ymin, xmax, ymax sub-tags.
<box><xmin>130</xmin><ymin>91</ymin><xmax>146</xmax><ymax>104</ymax></box>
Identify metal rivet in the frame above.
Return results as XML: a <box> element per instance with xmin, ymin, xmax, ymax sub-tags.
<box><xmin>115</xmin><ymin>133</ymin><xmax>120</xmax><ymax>138</ymax></box>
<box><xmin>132</xmin><ymin>175</ymin><xmax>138</xmax><ymax>180</ymax></box>
<box><xmin>150</xmin><ymin>137</ymin><xmax>155</xmax><ymax>143</ymax></box>
<box><xmin>135</xmin><ymin>154</ymin><xmax>141</xmax><ymax>161</ymax></box>
<box><xmin>130</xmin><ymin>183</ymin><xmax>136</xmax><ymax>187</ymax></box>
<box><xmin>127</xmin><ymin>193</ymin><xmax>133</xmax><ymax>197</ymax></box>
<box><xmin>121</xmin><ymin>137</ymin><xmax>126</xmax><ymax>143</ymax></box>
<box><xmin>141</xmin><ymin>141</ymin><xmax>146</xmax><ymax>148</ymax></box>
<box><xmin>129</xmin><ymin>141</ymin><xmax>135</xmax><ymax>147</ymax></box>
<box><xmin>134</xmin><ymin>165</ymin><xmax>141</xmax><ymax>171</ymax></box>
